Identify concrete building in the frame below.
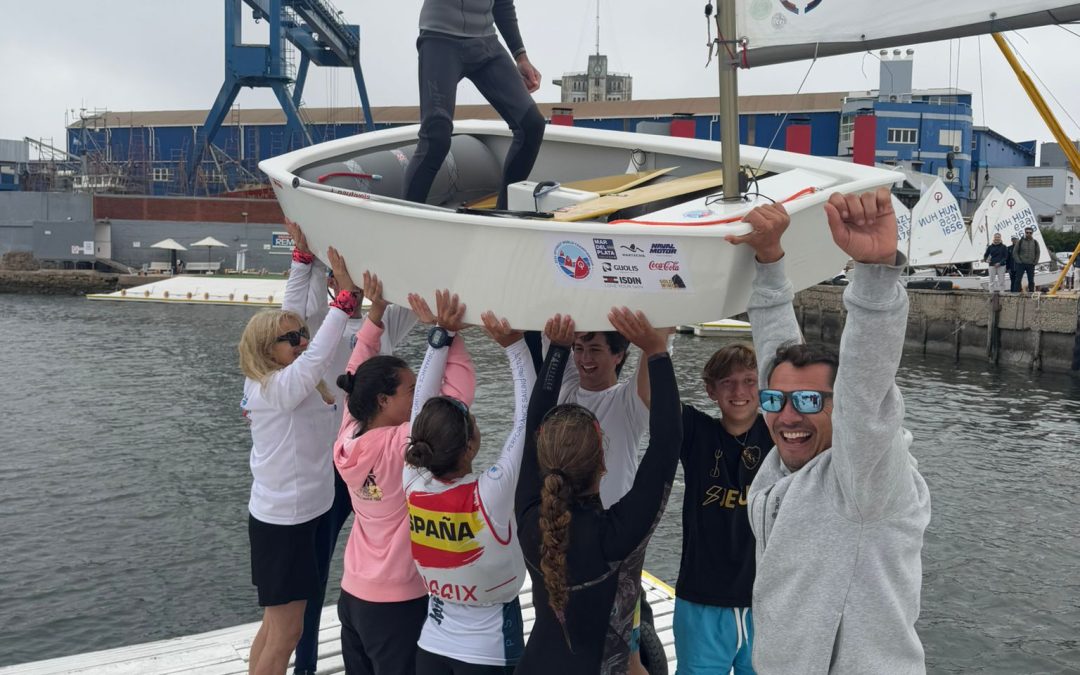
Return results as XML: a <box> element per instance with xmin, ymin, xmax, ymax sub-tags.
<box><xmin>553</xmin><ymin>54</ymin><xmax>633</xmax><ymax>104</ymax></box>
<box><xmin>983</xmin><ymin>165</ymin><xmax>1080</xmax><ymax>231</ymax></box>
<box><xmin>1040</xmin><ymin>141</ymin><xmax>1080</xmax><ymax>168</ymax></box>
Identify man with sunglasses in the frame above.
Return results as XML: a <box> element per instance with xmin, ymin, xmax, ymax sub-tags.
<box><xmin>728</xmin><ymin>189</ymin><xmax>931</xmax><ymax>674</ymax></box>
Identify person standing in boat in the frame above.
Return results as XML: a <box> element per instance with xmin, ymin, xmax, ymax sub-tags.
<box><xmin>672</xmin><ymin>342</ymin><xmax>772</xmax><ymax>675</ymax></box>
<box><xmin>238</xmin><ymin>247</ymin><xmax>360</xmax><ymax>675</ymax></box>
<box><xmin>403</xmin><ymin>309</ymin><xmax>535</xmax><ymax>673</ymax></box>
<box><xmin>334</xmin><ymin>288</ymin><xmax>475</xmax><ymax>675</ymax></box>
<box><xmin>280</xmin><ymin>220</ymin><xmax>418</xmax><ymax>675</ymax></box>
<box><xmin>983</xmin><ymin>233</ymin><xmax>1010</xmax><ymax>294</ymax></box>
<box><xmin>515</xmin><ymin>309</ymin><xmax>680</xmax><ymax>675</ymax></box>
<box><xmin>738</xmin><ymin>191</ymin><xmax>931</xmax><ymax>673</ymax></box>
<box><xmin>403</xmin><ymin>0</ymin><xmax>545</xmax><ymax>209</ymax></box>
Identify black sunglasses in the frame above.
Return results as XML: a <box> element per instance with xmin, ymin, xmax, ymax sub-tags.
<box><xmin>759</xmin><ymin>389</ymin><xmax>833</xmax><ymax>414</ymax></box>
<box><xmin>275</xmin><ymin>326</ymin><xmax>310</xmax><ymax>347</ymax></box>
<box><xmin>444</xmin><ymin>397</ymin><xmax>472</xmax><ymax>445</ymax></box>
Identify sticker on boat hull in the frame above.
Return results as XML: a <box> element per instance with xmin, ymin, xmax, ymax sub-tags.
<box><xmin>548</xmin><ymin>236</ymin><xmax>691</xmax><ymax>292</ymax></box>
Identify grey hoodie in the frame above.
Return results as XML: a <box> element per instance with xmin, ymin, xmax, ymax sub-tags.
<box><xmin>419</xmin><ymin>0</ymin><xmax>527</xmax><ymax>56</ymax></box>
<box><xmin>746</xmin><ymin>257</ymin><xmax>931</xmax><ymax>674</ymax></box>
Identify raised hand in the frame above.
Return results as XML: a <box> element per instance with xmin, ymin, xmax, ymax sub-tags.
<box><xmin>823</xmin><ymin>188</ymin><xmax>898</xmax><ymax>266</ymax></box>
<box><xmin>407</xmin><ymin>292</ymin><xmax>436</xmax><ymax>325</ymax></box>
<box><xmin>434</xmin><ymin>289</ymin><xmax>467</xmax><ymax>332</ymax></box>
<box><xmin>544</xmin><ymin>313</ymin><xmax>575</xmax><ymax>347</ymax></box>
<box><xmin>724</xmin><ymin>203</ymin><xmax>789</xmax><ymax>264</ymax></box>
<box><xmin>481</xmin><ymin>311</ymin><xmax>522</xmax><ymax>348</ymax></box>
<box><xmin>326</xmin><ymin>247</ymin><xmax>356</xmax><ymax>292</ymax></box>
<box><xmin>284</xmin><ymin>218</ymin><xmax>309</xmax><ymax>254</ymax></box>
<box><xmin>608</xmin><ymin>307</ymin><xmax>668</xmax><ymax>357</ymax></box>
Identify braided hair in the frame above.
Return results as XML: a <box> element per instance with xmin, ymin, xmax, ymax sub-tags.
<box><xmin>535</xmin><ymin>403</ymin><xmax>605</xmax><ymax>646</ymax></box>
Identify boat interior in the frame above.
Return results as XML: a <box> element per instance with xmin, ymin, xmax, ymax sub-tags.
<box><xmin>294</xmin><ymin>132</ymin><xmax>759</xmax><ymax>223</ymax></box>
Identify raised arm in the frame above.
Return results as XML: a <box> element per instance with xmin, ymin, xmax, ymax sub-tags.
<box><xmin>516</xmin><ymin>314</ymin><xmax>574</xmax><ymax>523</ymax></box>
<box><xmin>601</xmin><ymin>309</ymin><xmax>681</xmax><ymax>560</ymax></box>
<box><xmin>824</xmin><ymin>189</ymin><xmax>911</xmax><ymax>521</ymax></box>
<box><xmin>728</xmin><ymin>203</ymin><xmax>805</xmax><ymax>381</ymax></box>
<box><xmin>407</xmin><ymin>289</ymin><xmax>474</xmax><ymax>428</ymax></box>
<box><xmin>634</xmin><ymin>328</ymin><xmax>674</xmax><ymax>409</ymax></box>
<box><xmin>281</xmin><ymin>220</ymin><xmax>316</xmax><ymax>320</ymax></box>
<box><xmin>264</xmin><ymin>247</ymin><xmax>358</xmax><ymax>411</ymax></box>
<box><xmin>345</xmin><ymin>271</ymin><xmax>388</xmax><ymax>375</ymax></box>
<box><xmin>477</xmin><ymin>313</ymin><xmax>535</xmax><ymax>529</ymax></box>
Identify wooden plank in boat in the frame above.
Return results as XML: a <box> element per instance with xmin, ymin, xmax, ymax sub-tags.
<box><xmin>463</xmin><ymin>168</ymin><xmax>678</xmax><ymax>209</ymax></box>
<box><xmin>551</xmin><ymin>169</ymin><xmax>725</xmax><ymax>222</ymax></box>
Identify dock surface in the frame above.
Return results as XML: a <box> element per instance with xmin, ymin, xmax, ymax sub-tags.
<box><xmin>2</xmin><ymin>573</ymin><xmax>678</xmax><ymax>674</ymax></box>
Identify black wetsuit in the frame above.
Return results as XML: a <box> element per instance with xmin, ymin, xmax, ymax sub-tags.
<box><xmin>515</xmin><ymin>346</ymin><xmax>682</xmax><ymax>675</ymax></box>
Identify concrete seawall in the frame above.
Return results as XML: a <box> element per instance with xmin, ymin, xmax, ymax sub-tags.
<box><xmin>0</xmin><ymin>270</ymin><xmax>162</xmax><ymax>295</ymax></box>
<box><xmin>794</xmin><ymin>286</ymin><xmax>1080</xmax><ymax>374</ymax></box>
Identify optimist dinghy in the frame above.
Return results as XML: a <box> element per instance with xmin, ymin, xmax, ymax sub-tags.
<box><xmin>260</xmin><ymin>120</ymin><xmax>901</xmax><ymax>330</ymax></box>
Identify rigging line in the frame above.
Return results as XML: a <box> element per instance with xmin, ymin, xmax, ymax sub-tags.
<box><xmin>977</xmin><ymin>36</ymin><xmax>988</xmax><ymax>130</ymax></box>
<box><xmin>1058</xmin><ymin>23</ymin><xmax>1080</xmax><ymax>41</ymax></box>
<box><xmin>1003</xmin><ymin>33</ymin><xmax>1080</xmax><ymax>135</ymax></box>
<box><xmin>752</xmin><ymin>42</ymin><xmax>820</xmax><ymax>179</ymax></box>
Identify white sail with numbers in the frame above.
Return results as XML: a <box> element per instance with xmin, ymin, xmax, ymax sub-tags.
<box><xmin>908</xmin><ymin>178</ymin><xmax>968</xmax><ymax>267</ymax></box>
<box><xmin>735</xmin><ymin>1</ymin><xmax>1080</xmax><ymax>67</ymax></box>
<box><xmin>987</xmin><ymin>186</ymin><xmax>1051</xmax><ymax>264</ymax></box>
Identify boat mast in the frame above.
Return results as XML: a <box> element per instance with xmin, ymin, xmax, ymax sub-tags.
<box><xmin>991</xmin><ymin>33</ymin><xmax>1080</xmax><ymax>294</ymax></box>
<box><xmin>717</xmin><ymin>0</ymin><xmax>742</xmax><ymax>201</ymax></box>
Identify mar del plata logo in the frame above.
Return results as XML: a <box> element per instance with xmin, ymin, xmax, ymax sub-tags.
<box><xmin>555</xmin><ymin>241</ymin><xmax>593</xmax><ymax>280</ymax></box>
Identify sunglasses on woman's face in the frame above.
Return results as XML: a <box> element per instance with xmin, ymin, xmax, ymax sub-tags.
<box><xmin>759</xmin><ymin>389</ymin><xmax>833</xmax><ymax>415</ymax></box>
<box><xmin>276</xmin><ymin>326</ymin><xmax>310</xmax><ymax>347</ymax></box>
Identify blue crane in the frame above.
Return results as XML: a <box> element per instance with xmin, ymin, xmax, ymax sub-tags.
<box><xmin>186</xmin><ymin>0</ymin><xmax>375</xmax><ymax>192</ymax></box>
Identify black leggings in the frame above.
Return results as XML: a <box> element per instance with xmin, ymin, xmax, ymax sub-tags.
<box><xmin>338</xmin><ymin>591</ymin><xmax>427</xmax><ymax>675</ymax></box>
<box><xmin>404</xmin><ymin>33</ymin><xmax>544</xmax><ymax>209</ymax></box>
<box><xmin>416</xmin><ymin>647</ymin><xmax>516</xmax><ymax>675</ymax></box>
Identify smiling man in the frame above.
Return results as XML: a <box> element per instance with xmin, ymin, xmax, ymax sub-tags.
<box><xmin>730</xmin><ymin>191</ymin><xmax>931</xmax><ymax>674</ymax></box>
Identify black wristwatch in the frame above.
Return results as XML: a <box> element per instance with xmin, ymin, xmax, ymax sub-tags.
<box><xmin>427</xmin><ymin>326</ymin><xmax>455</xmax><ymax>349</ymax></box>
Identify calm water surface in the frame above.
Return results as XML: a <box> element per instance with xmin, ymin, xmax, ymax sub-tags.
<box><xmin>1</xmin><ymin>295</ymin><xmax>1078</xmax><ymax>672</ymax></box>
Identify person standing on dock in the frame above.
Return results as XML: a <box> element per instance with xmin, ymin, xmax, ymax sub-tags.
<box><xmin>1007</xmin><ymin>235</ymin><xmax>1021</xmax><ymax>292</ymax></box>
<box><xmin>672</xmin><ymin>342</ymin><xmax>772</xmax><ymax>675</ymax></box>
<box><xmin>1014</xmin><ymin>227</ymin><xmax>1041</xmax><ymax>293</ymax></box>
<box><xmin>515</xmin><ymin>310</ymin><xmax>680</xmax><ymax>675</ymax></box>
<box><xmin>403</xmin><ymin>0</ymin><xmax>545</xmax><ymax>209</ymax></box>
<box><xmin>280</xmin><ymin>220</ymin><xmax>418</xmax><ymax>675</ymax></box>
<box><xmin>736</xmin><ymin>191</ymin><xmax>931</xmax><ymax>674</ymax></box>
<box><xmin>983</xmin><ymin>233</ymin><xmax>1011</xmax><ymax>293</ymax></box>
<box><xmin>334</xmin><ymin>289</ymin><xmax>475</xmax><ymax>675</ymax></box>
<box><xmin>238</xmin><ymin>248</ymin><xmax>360</xmax><ymax>675</ymax></box>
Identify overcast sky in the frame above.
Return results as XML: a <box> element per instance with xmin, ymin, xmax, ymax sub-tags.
<box><xmin>2</xmin><ymin>0</ymin><xmax>1079</xmax><ymax>152</ymax></box>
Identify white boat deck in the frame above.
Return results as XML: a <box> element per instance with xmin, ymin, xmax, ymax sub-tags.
<box><xmin>2</xmin><ymin>573</ymin><xmax>678</xmax><ymax>674</ymax></box>
<box><xmin>87</xmin><ymin>276</ymin><xmax>288</xmax><ymax>307</ymax></box>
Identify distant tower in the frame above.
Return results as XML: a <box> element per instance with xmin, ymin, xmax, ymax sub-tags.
<box><xmin>552</xmin><ymin>1</ymin><xmax>632</xmax><ymax>103</ymax></box>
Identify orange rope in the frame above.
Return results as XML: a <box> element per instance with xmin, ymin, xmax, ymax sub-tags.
<box><xmin>607</xmin><ymin>187</ymin><xmax>819</xmax><ymax>227</ymax></box>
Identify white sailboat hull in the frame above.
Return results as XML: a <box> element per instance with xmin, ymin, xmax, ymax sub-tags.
<box><xmin>260</xmin><ymin>121</ymin><xmax>901</xmax><ymax>330</ymax></box>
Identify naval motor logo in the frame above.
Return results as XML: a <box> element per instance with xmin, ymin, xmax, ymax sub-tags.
<box><xmin>555</xmin><ymin>241</ymin><xmax>593</xmax><ymax>280</ymax></box>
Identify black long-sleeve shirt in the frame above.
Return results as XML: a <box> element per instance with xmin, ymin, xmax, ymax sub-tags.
<box><xmin>515</xmin><ymin>346</ymin><xmax>682</xmax><ymax>675</ymax></box>
<box><xmin>984</xmin><ymin>242</ymin><xmax>1010</xmax><ymax>266</ymax></box>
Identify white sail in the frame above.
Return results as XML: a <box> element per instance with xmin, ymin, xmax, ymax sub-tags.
<box><xmin>969</xmin><ymin>188</ymin><xmax>1003</xmax><ymax>252</ymax></box>
<box><xmin>894</xmin><ymin>196</ymin><xmax>912</xmax><ymax>248</ymax></box>
<box><xmin>736</xmin><ymin>1</ymin><xmax>1080</xmax><ymax>67</ymax></box>
<box><xmin>908</xmin><ymin>179</ymin><xmax>967</xmax><ymax>267</ymax></box>
<box><xmin>988</xmin><ymin>186</ymin><xmax>1052</xmax><ymax>264</ymax></box>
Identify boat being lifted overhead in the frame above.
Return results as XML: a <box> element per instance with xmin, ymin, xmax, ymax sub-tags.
<box><xmin>260</xmin><ymin>121</ymin><xmax>901</xmax><ymax>330</ymax></box>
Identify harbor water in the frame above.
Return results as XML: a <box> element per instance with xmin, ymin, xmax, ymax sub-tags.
<box><xmin>1</xmin><ymin>294</ymin><xmax>1078</xmax><ymax>673</ymax></box>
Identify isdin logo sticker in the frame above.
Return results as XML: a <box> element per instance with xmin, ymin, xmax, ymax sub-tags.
<box><xmin>780</xmin><ymin>0</ymin><xmax>823</xmax><ymax>14</ymax></box>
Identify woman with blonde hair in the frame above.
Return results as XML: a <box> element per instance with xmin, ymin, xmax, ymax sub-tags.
<box><xmin>238</xmin><ymin>247</ymin><xmax>359</xmax><ymax>675</ymax></box>
<box><xmin>514</xmin><ymin>309</ymin><xmax>681</xmax><ymax>675</ymax></box>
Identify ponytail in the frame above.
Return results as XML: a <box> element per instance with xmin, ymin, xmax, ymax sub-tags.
<box><xmin>342</xmin><ymin>355</ymin><xmax>408</xmax><ymax>434</ymax></box>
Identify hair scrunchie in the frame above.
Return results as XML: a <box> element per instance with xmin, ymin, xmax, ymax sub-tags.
<box><xmin>292</xmin><ymin>249</ymin><xmax>314</xmax><ymax>264</ymax></box>
<box><xmin>331</xmin><ymin>289</ymin><xmax>359</xmax><ymax>315</ymax></box>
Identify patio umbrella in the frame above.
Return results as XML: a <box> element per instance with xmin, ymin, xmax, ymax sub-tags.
<box><xmin>150</xmin><ymin>238</ymin><xmax>187</xmax><ymax>274</ymax></box>
<box><xmin>191</xmin><ymin>236</ymin><xmax>229</xmax><ymax>267</ymax></box>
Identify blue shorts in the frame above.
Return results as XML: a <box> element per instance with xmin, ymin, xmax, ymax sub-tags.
<box><xmin>673</xmin><ymin>599</ymin><xmax>755</xmax><ymax>675</ymax></box>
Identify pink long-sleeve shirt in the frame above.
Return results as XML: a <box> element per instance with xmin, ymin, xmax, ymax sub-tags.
<box><xmin>334</xmin><ymin>318</ymin><xmax>475</xmax><ymax>602</ymax></box>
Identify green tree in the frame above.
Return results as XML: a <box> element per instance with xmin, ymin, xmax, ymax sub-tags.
<box><xmin>1040</xmin><ymin>228</ymin><xmax>1080</xmax><ymax>255</ymax></box>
